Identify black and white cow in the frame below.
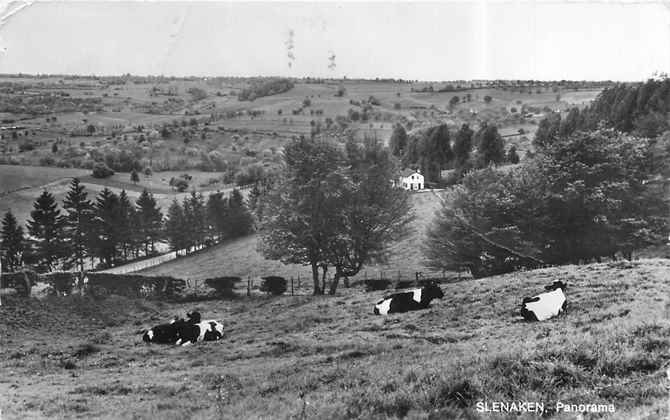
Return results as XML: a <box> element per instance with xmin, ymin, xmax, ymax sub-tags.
<box><xmin>142</xmin><ymin>311</ymin><xmax>223</xmax><ymax>345</ymax></box>
<box><xmin>374</xmin><ymin>283</ymin><xmax>444</xmax><ymax>315</ymax></box>
<box><xmin>520</xmin><ymin>281</ymin><xmax>567</xmax><ymax>321</ymax></box>
<box><xmin>174</xmin><ymin>320</ymin><xmax>225</xmax><ymax>346</ymax></box>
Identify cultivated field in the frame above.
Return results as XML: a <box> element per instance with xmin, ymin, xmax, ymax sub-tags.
<box><xmin>2</xmin><ymin>259</ymin><xmax>669</xmax><ymax>419</ymax></box>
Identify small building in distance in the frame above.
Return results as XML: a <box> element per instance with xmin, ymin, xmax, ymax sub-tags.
<box><xmin>397</xmin><ymin>169</ymin><xmax>424</xmax><ymax>191</ymax></box>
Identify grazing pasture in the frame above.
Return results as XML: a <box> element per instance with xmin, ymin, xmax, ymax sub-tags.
<box><xmin>1</xmin><ymin>259</ymin><xmax>669</xmax><ymax>419</ymax></box>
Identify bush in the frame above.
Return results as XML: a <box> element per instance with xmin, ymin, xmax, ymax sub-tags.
<box><xmin>0</xmin><ymin>270</ymin><xmax>36</xmax><ymax>297</ymax></box>
<box><xmin>43</xmin><ymin>271</ymin><xmax>78</xmax><ymax>295</ymax></box>
<box><xmin>91</xmin><ymin>162</ymin><xmax>114</xmax><ymax>178</ymax></box>
<box><xmin>260</xmin><ymin>276</ymin><xmax>287</xmax><ymax>295</ymax></box>
<box><xmin>204</xmin><ymin>276</ymin><xmax>241</xmax><ymax>298</ymax></box>
<box><xmin>86</xmin><ymin>273</ymin><xmax>186</xmax><ymax>299</ymax></box>
<box><xmin>364</xmin><ymin>279</ymin><xmax>391</xmax><ymax>292</ymax></box>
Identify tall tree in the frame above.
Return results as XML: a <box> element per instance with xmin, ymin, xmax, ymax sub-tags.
<box><xmin>187</xmin><ymin>191</ymin><xmax>207</xmax><ymax>248</ymax></box>
<box><xmin>136</xmin><ymin>189</ymin><xmax>163</xmax><ymax>255</ymax></box>
<box><xmin>62</xmin><ymin>178</ymin><xmax>94</xmax><ymax>272</ymax></box>
<box><xmin>1</xmin><ymin>211</ymin><xmax>25</xmax><ymax>272</ymax></box>
<box><xmin>389</xmin><ymin>124</ymin><xmax>408</xmax><ymax>157</ymax></box>
<box><xmin>26</xmin><ymin>190</ymin><xmax>66</xmax><ymax>272</ymax></box>
<box><xmin>326</xmin><ymin>137</ymin><xmax>414</xmax><ymax>294</ymax></box>
<box><xmin>92</xmin><ymin>188</ymin><xmax>121</xmax><ymax>268</ymax></box>
<box><xmin>453</xmin><ymin>123</ymin><xmax>474</xmax><ymax>171</ymax></box>
<box><xmin>207</xmin><ymin>191</ymin><xmax>228</xmax><ymax>243</ymax></box>
<box><xmin>475</xmin><ymin>123</ymin><xmax>505</xmax><ymax>167</ymax></box>
<box><xmin>225</xmin><ymin>189</ymin><xmax>254</xmax><ymax>239</ymax></box>
<box><xmin>165</xmin><ymin>199</ymin><xmax>187</xmax><ymax>253</ymax></box>
<box><xmin>117</xmin><ymin>190</ymin><xmax>135</xmax><ymax>261</ymax></box>
<box><xmin>259</xmin><ymin>136</ymin><xmax>344</xmax><ymax>294</ymax></box>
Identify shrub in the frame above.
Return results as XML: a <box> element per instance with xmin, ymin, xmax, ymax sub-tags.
<box><xmin>260</xmin><ymin>276</ymin><xmax>287</xmax><ymax>295</ymax></box>
<box><xmin>364</xmin><ymin>279</ymin><xmax>391</xmax><ymax>292</ymax></box>
<box><xmin>91</xmin><ymin>162</ymin><xmax>114</xmax><ymax>178</ymax></box>
<box><xmin>86</xmin><ymin>273</ymin><xmax>186</xmax><ymax>299</ymax></box>
<box><xmin>204</xmin><ymin>276</ymin><xmax>241</xmax><ymax>298</ymax></box>
<box><xmin>43</xmin><ymin>271</ymin><xmax>78</xmax><ymax>295</ymax></box>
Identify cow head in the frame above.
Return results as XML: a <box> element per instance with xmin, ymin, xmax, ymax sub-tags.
<box><xmin>423</xmin><ymin>283</ymin><xmax>444</xmax><ymax>301</ymax></box>
<box><xmin>544</xmin><ymin>281</ymin><xmax>567</xmax><ymax>292</ymax></box>
<box><xmin>186</xmin><ymin>311</ymin><xmax>201</xmax><ymax>324</ymax></box>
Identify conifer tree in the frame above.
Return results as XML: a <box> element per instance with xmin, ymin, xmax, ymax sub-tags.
<box><xmin>26</xmin><ymin>190</ymin><xmax>66</xmax><ymax>272</ymax></box>
<box><xmin>62</xmin><ymin>178</ymin><xmax>94</xmax><ymax>272</ymax></box>
<box><xmin>92</xmin><ymin>188</ymin><xmax>121</xmax><ymax>268</ymax></box>
<box><xmin>165</xmin><ymin>199</ymin><xmax>187</xmax><ymax>253</ymax></box>
<box><xmin>136</xmin><ymin>189</ymin><xmax>163</xmax><ymax>255</ymax></box>
<box><xmin>1</xmin><ymin>210</ymin><xmax>25</xmax><ymax>271</ymax></box>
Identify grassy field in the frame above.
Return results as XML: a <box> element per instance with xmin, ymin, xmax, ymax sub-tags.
<box><xmin>140</xmin><ymin>190</ymin><xmax>445</xmax><ymax>282</ymax></box>
<box><xmin>0</xmin><ymin>164</ymin><xmax>88</xmax><ymax>194</ymax></box>
<box><xmin>2</xmin><ymin>258</ymin><xmax>669</xmax><ymax>419</ymax></box>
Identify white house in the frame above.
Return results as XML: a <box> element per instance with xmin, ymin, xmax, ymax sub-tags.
<box><xmin>397</xmin><ymin>169</ymin><xmax>424</xmax><ymax>191</ymax></box>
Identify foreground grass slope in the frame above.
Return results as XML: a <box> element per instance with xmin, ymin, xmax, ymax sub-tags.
<box><xmin>2</xmin><ymin>259</ymin><xmax>670</xmax><ymax>419</ymax></box>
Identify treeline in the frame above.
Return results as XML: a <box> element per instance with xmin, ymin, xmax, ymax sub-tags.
<box><xmin>389</xmin><ymin>122</ymin><xmax>518</xmax><ymax>184</ymax></box>
<box><xmin>238</xmin><ymin>78</ymin><xmax>295</xmax><ymax>101</ymax></box>
<box><xmin>0</xmin><ymin>179</ymin><xmax>254</xmax><ymax>273</ymax></box>
<box><xmin>535</xmin><ymin>77</ymin><xmax>670</xmax><ymax>145</ymax></box>
<box><xmin>426</xmin><ymin>128</ymin><xmax>670</xmax><ymax>278</ymax></box>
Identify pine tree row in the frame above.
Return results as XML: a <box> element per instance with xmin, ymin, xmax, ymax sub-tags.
<box><xmin>0</xmin><ymin>178</ymin><xmax>253</xmax><ymax>273</ymax></box>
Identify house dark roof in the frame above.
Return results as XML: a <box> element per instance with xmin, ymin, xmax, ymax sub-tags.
<box><xmin>400</xmin><ymin>169</ymin><xmax>421</xmax><ymax>177</ymax></box>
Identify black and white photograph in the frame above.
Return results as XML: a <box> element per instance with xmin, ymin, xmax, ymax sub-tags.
<box><xmin>1</xmin><ymin>1</ymin><xmax>670</xmax><ymax>418</ymax></box>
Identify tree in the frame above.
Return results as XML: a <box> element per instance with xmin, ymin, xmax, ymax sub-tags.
<box><xmin>425</xmin><ymin>129</ymin><xmax>669</xmax><ymax>278</ymax></box>
<box><xmin>418</xmin><ymin>124</ymin><xmax>452</xmax><ymax>182</ymax></box>
<box><xmin>453</xmin><ymin>124</ymin><xmax>474</xmax><ymax>170</ymax></box>
<box><xmin>87</xmin><ymin>124</ymin><xmax>96</xmax><ymax>136</ymax></box>
<box><xmin>61</xmin><ymin>178</ymin><xmax>94</xmax><ymax>272</ymax></box>
<box><xmin>483</xmin><ymin>95</ymin><xmax>492</xmax><ymax>104</ymax></box>
<box><xmin>91</xmin><ymin>188</ymin><xmax>121</xmax><ymax>268</ymax></box>
<box><xmin>207</xmin><ymin>191</ymin><xmax>228</xmax><ymax>243</ymax></box>
<box><xmin>165</xmin><ymin>199</ymin><xmax>187</xmax><ymax>252</ymax></box>
<box><xmin>225</xmin><ymin>189</ymin><xmax>254</xmax><ymax>239</ymax></box>
<box><xmin>117</xmin><ymin>190</ymin><xmax>135</xmax><ymax>261</ymax></box>
<box><xmin>325</xmin><ymin>137</ymin><xmax>414</xmax><ymax>294</ymax></box>
<box><xmin>187</xmin><ymin>191</ymin><xmax>207</xmax><ymax>248</ymax></box>
<box><xmin>259</xmin><ymin>136</ymin><xmax>345</xmax><ymax>294</ymax></box>
<box><xmin>389</xmin><ymin>124</ymin><xmax>408</xmax><ymax>157</ymax></box>
<box><xmin>130</xmin><ymin>169</ymin><xmax>140</xmax><ymax>185</ymax></box>
<box><xmin>135</xmin><ymin>189</ymin><xmax>163</xmax><ymax>255</ymax></box>
<box><xmin>474</xmin><ymin>123</ymin><xmax>505</xmax><ymax>167</ymax></box>
<box><xmin>26</xmin><ymin>190</ymin><xmax>66</xmax><ymax>272</ymax></box>
<box><xmin>92</xmin><ymin>163</ymin><xmax>114</xmax><ymax>179</ymax></box>
<box><xmin>449</xmin><ymin>95</ymin><xmax>460</xmax><ymax>108</ymax></box>
<box><xmin>534</xmin><ymin>112</ymin><xmax>562</xmax><ymax>148</ymax></box>
<box><xmin>1</xmin><ymin>211</ymin><xmax>24</xmax><ymax>271</ymax></box>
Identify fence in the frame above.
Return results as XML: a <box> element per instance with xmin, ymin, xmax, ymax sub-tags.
<box><xmin>97</xmin><ymin>251</ymin><xmax>179</xmax><ymax>274</ymax></box>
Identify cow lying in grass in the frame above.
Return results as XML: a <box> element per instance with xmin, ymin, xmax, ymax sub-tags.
<box><xmin>374</xmin><ymin>283</ymin><xmax>444</xmax><ymax>315</ymax></box>
<box><xmin>520</xmin><ymin>281</ymin><xmax>568</xmax><ymax>321</ymax></box>
<box><xmin>142</xmin><ymin>311</ymin><xmax>224</xmax><ymax>345</ymax></box>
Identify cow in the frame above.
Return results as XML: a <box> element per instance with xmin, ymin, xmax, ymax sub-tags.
<box><xmin>520</xmin><ymin>281</ymin><xmax>567</xmax><ymax>321</ymax></box>
<box><xmin>142</xmin><ymin>311</ymin><xmax>204</xmax><ymax>344</ymax></box>
<box><xmin>174</xmin><ymin>320</ymin><xmax>225</xmax><ymax>346</ymax></box>
<box><xmin>373</xmin><ymin>283</ymin><xmax>444</xmax><ymax>315</ymax></box>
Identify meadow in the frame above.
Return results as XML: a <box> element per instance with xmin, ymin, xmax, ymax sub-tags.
<box><xmin>1</xmin><ymin>259</ymin><xmax>669</xmax><ymax>419</ymax></box>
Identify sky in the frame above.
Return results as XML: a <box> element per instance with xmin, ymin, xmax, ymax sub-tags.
<box><xmin>0</xmin><ymin>1</ymin><xmax>668</xmax><ymax>81</ymax></box>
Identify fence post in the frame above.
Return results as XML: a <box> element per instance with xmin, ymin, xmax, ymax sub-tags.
<box><xmin>291</xmin><ymin>277</ymin><xmax>294</xmax><ymax>296</ymax></box>
<box><xmin>247</xmin><ymin>275</ymin><xmax>251</xmax><ymax>297</ymax></box>
<box><xmin>297</xmin><ymin>274</ymin><xmax>300</xmax><ymax>290</ymax></box>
